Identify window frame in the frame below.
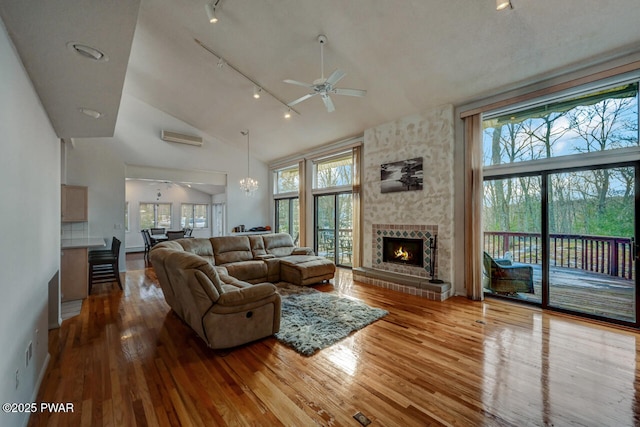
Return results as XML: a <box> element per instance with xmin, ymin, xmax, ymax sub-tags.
<box><xmin>181</xmin><ymin>203</ymin><xmax>209</xmax><ymax>229</ymax></box>
<box><xmin>312</xmin><ymin>151</ymin><xmax>353</xmax><ymax>194</ymax></box>
<box><xmin>482</xmin><ymin>78</ymin><xmax>640</xmax><ymax>175</ymax></box>
<box><xmin>273</xmin><ymin>164</ymin><xmax>300</xmax><ymax>197</ymax></box>
<box><xmin>139</xmin><ymin>202</ymin><xmax>172</xmax><ymax>230</ymax></box>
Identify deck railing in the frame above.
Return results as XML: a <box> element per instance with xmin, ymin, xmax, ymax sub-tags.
<box><xmin>317</xmin><ymin>228</ymin><xmax>353</xmax><ymax>265</ymax></box>
<box><xmin>484</xmin><ymin>231</ymin><xmax>635</xmax><ymax>280</ymax></box>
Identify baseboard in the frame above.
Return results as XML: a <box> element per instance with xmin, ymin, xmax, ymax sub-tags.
<box><xmin>24</xmin><ymin>352</ymin><xmax>51</xmax><ymax>427</ymax></box>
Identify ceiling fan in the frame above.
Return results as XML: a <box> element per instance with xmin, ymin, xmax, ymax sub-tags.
<box><xmin>284</xmin><ymin>35</ymin><xmax>366</xmax><ymax>113</ymax></box>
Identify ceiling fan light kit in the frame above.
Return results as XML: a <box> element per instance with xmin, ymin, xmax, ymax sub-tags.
<box><xmin>284</xmin><ymin>35</ymin><xmax>366</xmax><ymax>112</ymax></box>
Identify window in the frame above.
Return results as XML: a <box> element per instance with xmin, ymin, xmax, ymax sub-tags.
<box><xmin>273</xmin><ymin>164</ymin><xmax>300</xmax><ymax>241</ymax></box>
<box><xmin>481</xmin><ymin>79</ymin><xmax>640</xmax><ymax>325</ymax></box>
<box><xmin>313</xmin><ymin>152</ymin><xmax>354</xmax><ymax>266</ymax></box>
<box><xmin>483</xmin><ymin>82</ymin><xmax>638</xmax><ymax>167</ymax></box>
<box><xmin>275</xmin><ymin>197</ymin><xmax>299</xmax><ymax>241</ymax></box>
<box><xmin>140</xmin><ymin>203</ymin><xmax>171</xmax><ymax>229</ymax></box>
<box><xmin>181</xmin><ymin>204</ymin><xmax>209</xmax><ymax>229</ymax></box>
<box><xmin>313</xmin><ymin>152</ymin><xmax>353</xmax><ymax>189</ymax></box>
<box><xmin>274</xmin><ymin>165</ymin><xmax>299</xmax><ymax>195</ymax></box>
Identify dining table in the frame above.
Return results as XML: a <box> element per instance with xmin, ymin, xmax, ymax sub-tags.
<box><xmin>149</xmin><ymin>234</ymin><xmax>168</xmax><ymax>244</ymax></box>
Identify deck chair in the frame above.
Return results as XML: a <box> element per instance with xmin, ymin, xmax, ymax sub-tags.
<box><xmin>483</xmin><ymin>251</ymin><xmax>534</xmax><ymax>294</ymax></box>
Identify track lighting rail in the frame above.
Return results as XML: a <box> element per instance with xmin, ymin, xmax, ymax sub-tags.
<box><xmin>194</xmin><ymin>38</ymin><xmax>300</xmax><ymax>117</ymax></box>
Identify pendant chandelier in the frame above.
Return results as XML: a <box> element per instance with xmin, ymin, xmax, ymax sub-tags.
<box><xmin>239</xmin><ymin>130</ymin><xmax>259</xmax><ymax>196</ymax></box>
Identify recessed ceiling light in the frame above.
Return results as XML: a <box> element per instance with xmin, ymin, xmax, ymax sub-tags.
<box><xmin>78</xmin><ymin>107</ymin><xmax>103</xmax><ymax>119</ymax></box>
<box><xmin>66</xmin><ymin>42</ymin><xmax>109</xmax><ymax>62</ymax></box>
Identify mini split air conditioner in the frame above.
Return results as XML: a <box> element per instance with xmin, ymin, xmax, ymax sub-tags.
<box><xmin>161</xmin><ymin>130</ymin><xmax>203</xmax><ymax>147</ymax></box>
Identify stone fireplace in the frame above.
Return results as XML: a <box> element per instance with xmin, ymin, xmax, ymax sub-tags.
<box><xmin>358</xmin><ymin>104</ymin><xmax>455</xmax><ymax>301</ymax></box>
<box><xmin>372</xmin><ymin>224</ymin><xmax>435</xmax><ymax>278</ymax></box>
<box><xmin>353</xmin><ymin>223</ymin><xmax>451</xmax><ymax>301</ymax></box>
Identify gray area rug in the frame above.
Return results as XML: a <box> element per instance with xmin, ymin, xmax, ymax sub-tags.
<box><xmin>274</xmin><ymin>283</ymin><xmax>388</xmax><ymax>356</ymax></box>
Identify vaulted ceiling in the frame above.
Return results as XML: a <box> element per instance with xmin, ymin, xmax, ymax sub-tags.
<box><xmin>2</xmin><ymin>0</ymin><xmax>640</xmax><ymax>162</ymax></box>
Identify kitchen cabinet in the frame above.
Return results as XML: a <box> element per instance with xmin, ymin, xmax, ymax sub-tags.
<box><xmin>61</xmin><ymin>185</ymin><xmax>87</xmax><ymax>222</ymax></box>
<box><xmin>60</xmin><ymin>238</ymin><xmax>105</xmax><ymax>301</ymax></box>
<box><xmin>60</xmin><ymin>248</ymin><xmax>88</xmax><ymax>301</ymax></box>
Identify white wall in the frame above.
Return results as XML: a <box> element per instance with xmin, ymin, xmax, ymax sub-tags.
<box><xmin>0</xmin><ymin>19</ymin><xmax>58</xmax><ymax>427</ymax></box>
<box><xmin>125</xmin><ymin>180</ymin><xmax>214</xmax><ymax>250</ymax></box>
<box><xmin>66</xmin><ymin>94</ymin><xmax>269</xmax><ymax>268</ymax></box>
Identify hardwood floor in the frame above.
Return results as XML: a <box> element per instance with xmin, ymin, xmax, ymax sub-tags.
<box><xmin>29</xmin><ymin>253</ymin><xmax>640</xmax><ymax>426</ymax></box>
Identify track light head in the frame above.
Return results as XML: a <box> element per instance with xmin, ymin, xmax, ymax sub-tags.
<box><xmin>284</xmin><ymin>108</ymin><xmax>292</xmax><ymax>119</ymax></box>
<box><xmin>205</xmin><ymin>3</ymin><xmax>218</xmax><ymax>23</ymax></box>
<box><xmin>496</xmin><ymin>0</ymin><xmax>513</xmax><ymax>10</ymax></box>
<box><xmin>253</xmin><ymin>86</ymin><xmax>262</xmax><ymax>99</ymax></box>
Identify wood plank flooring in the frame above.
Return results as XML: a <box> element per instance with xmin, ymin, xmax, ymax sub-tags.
<box><xmin>29</xmin><ymin>254</ymin><xmax>640</xmax><ymax>426</ymax></box>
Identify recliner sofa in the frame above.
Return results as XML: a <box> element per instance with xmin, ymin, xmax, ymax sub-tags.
<box><xmin>150</xmin><ymin>233</ymin><xmax>335</xmax><ymax>349</ymax></box>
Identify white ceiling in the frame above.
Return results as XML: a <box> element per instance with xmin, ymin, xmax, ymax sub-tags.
<box><xmin>2</xmin><ymin>0</ymin><xmax>640</xmax><ymax>162</ymax></box>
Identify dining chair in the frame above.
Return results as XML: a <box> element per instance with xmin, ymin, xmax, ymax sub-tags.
<box><xmin>150</xmin><ymin>227</ymin><xmax>165</xmax><ymax>235</ymax></box>
<box><xmin>183</xmin><ymin>227</ymin><xmax>193</xmax><ymax>237</ymax></box>
<box><xmin>167</xmin><ymin>230</ymin><xmax>185</xmax><ymax>240</ymax></box>
<box><xmin>141</xmin><ymin>229</ymin><xmax>153</xmax><ymax>258</ymax></box>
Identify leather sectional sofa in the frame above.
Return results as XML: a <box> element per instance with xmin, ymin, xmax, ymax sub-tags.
<box><xmin>149</xmin><ymin>233</ymin><xmax>335</xmax><ymax>349</ymax></box>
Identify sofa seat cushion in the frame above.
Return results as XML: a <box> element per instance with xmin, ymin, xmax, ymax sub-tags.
<box><xmin>279</xmin><ymin>256</ymin><xmax>336</xmax><ymax>286</ymax></box>
<box><xmin>223</xmin><ymin>260</ymin><xmax>269</xmax><ymax>284</ymax></box>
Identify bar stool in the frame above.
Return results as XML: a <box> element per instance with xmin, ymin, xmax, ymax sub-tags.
<box><xmin>88</xmin><ymin>237</ymin><xmax>122</xmax><ymax>293</ymax></box>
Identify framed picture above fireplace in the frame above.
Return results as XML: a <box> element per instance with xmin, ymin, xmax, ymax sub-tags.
<box><xmin>380</xmin><ymin>157</ymin><xmax>423</xmax><ymax>193</ymax></box>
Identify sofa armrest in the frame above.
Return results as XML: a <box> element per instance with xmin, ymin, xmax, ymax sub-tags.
<box><xmin>217</xmin><ymin>283</ymin><xmax>277</xmax><ymax>306</ymax></box>
<box><xmin>292</xmin><ymin>247</ymin><xmax>314</xmax><ymax>256</ymax></box>
<box><xmin>255</xmin><ymin>254</ymin><xmax>276</xmax><ymax>260</ymax></box>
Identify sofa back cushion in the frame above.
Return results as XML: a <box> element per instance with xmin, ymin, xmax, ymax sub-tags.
<box><xmin>211</xmin><ymin>236</ymin><xmax>253</xmax><ymax>265</ymax></box>
<box><xmin>177</xmin><ymin>238</ymin><xmax>216</xmax><ymax>264</ymax></box>
<box><xmin>249</xmin><ymin>235</ymin><xmax>267</xmax><ymax>258</ymax></box>
<box><xmin>263</xmin><ymin>233</ymin><xmax>295</xmax><ymax>257</ymax></box>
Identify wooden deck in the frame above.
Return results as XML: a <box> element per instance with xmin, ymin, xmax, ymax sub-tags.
<box><xmin>489</xmin><ymin>264</ymin><xmax>636</xmax><ymax>322</ymax></box>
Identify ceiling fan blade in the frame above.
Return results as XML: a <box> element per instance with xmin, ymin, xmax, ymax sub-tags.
<box><xmin>287</xmin><ymin>93</ymin><xmax>316</xmax><ymax>107</ymax></box>
<box><xmin>283</xmin><ymin>79</ymin><xmax>313</xmax><ymax>88</ymax></box>
<box><xmin>332</xmin><ymin>88</ymin><xmax>367</xmax><ymax>97</ymax></box>
<box><xmin>325</xmin><ymin>69</ymin><xmax>346</xmax><ymax>86</ymax></box>
<box><xmin>321</xmin><ymin>93</ymin><xmax>335</xmax><ymax>113</ymax></box>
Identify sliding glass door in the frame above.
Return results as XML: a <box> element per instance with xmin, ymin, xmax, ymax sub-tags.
<box><xmin>547</xmin><ymin>165</ymin><xmax>637</xmax><ymax>322</ymax></box>
<box><xmin>315</xmin><ymin>192</ymin><xmax>353</xmax><ymax>267</ymax></box>
<box><xmin>484</xmin><ymin>163</ymin><xmax>638</xmax><ymax>326</ymax></box>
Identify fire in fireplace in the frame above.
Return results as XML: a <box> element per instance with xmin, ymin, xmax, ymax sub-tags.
<box><xmin>382</xmin><ymin>237</ymin><xmax>424</xmax><ymax>267</ymax></box>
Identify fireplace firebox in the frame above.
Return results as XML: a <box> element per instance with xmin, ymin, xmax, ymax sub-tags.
<box><xmin>382</xmin><ymin>237</ymin><xmax>424</xmax><ymax>267</ymax></box>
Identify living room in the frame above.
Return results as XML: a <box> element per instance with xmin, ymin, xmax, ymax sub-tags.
<box><xmin>2</xmin><ymin>0</ymin><xmax>640</xmax><ymax>426</ymax></box>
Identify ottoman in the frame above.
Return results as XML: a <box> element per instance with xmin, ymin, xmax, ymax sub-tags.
<box><xmin>280</xmin><ymin>256</ymin><xmax>336</xmax><ymax>286</ymax></box>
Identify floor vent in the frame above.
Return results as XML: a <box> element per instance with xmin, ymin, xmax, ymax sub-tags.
<box><xmin>353</xmin><ymin>412</ymin><xmax>371</xmax><ymax>426</ymax></box>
